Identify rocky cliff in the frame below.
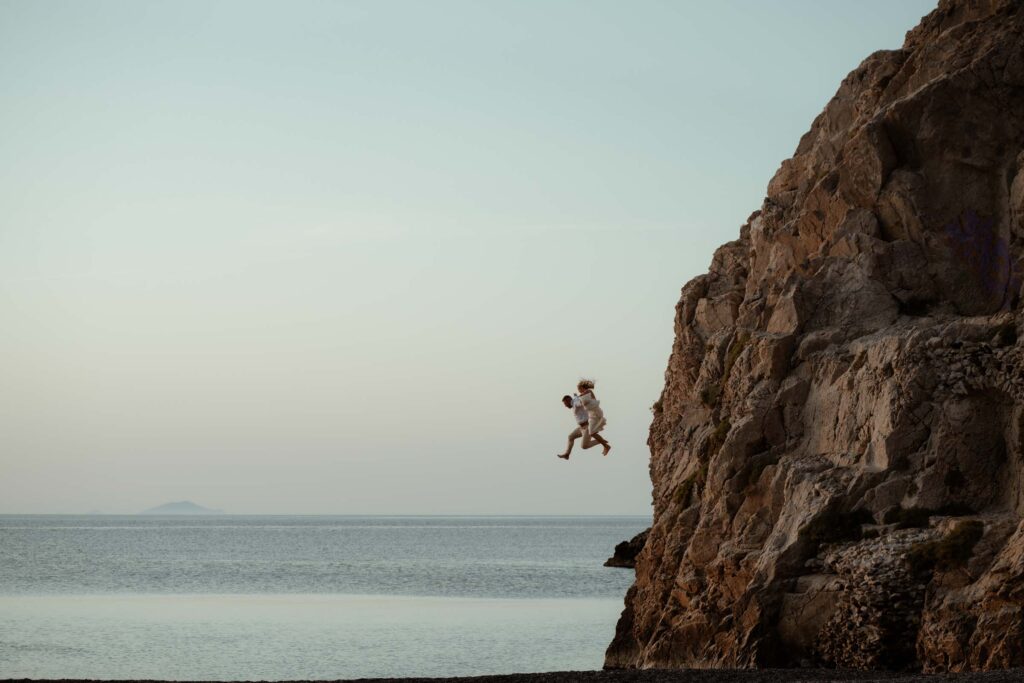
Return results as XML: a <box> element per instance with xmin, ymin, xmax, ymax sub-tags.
<box><xmin>606</xmin><ymin>0</ymin><xmax>1024</xmax><ymax>673</ymax></box>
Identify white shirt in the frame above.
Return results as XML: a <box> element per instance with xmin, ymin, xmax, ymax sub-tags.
<box><xmin>571</xmin><ymin>394</ymin><xmax>589</xmax><ymax>425</ymax></box>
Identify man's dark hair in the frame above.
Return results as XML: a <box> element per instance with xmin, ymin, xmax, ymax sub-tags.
<box><xmin>562</xmin><ymin>395</ymin><xmax>572</xmax><ymax>403</ymax></box>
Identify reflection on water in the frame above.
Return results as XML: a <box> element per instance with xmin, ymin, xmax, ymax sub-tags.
<box><xmin>0</xmin><ymin>594</ymin><xmax>625</xmax><ymax>680</ymax></box>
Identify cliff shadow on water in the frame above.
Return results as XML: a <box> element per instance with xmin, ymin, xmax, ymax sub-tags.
<box><xmin>606</xmin><ymin>0</ymin><xmax>1024</xmax><ymax>674</ymax></box>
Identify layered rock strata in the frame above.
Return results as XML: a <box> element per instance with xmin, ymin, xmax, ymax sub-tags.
<box><xmin>606</xmin><ymin>0</ymin><xmax>1024</xmax><ymax>672</ymax></box>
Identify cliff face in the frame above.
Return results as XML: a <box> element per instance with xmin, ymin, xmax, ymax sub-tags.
<box><xmin>606</xmin><ymin>0</ymin><xmax>1024</xmax><ymax>673</ymax></box>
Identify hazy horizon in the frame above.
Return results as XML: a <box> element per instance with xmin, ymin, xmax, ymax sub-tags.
<box><xmin>2</xmin><ymin>509</ymin><xmax>655</xmax><ymax>517</ymax></box>
<box><xmin>1</xmin><ymin>0</ymin><xmax>936</xmax><ymax>515</ymax></box>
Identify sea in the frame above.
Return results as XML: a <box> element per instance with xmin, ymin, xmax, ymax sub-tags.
<box><xmin>0</xmin><ymin>515</ymin><xmax>649</xmax><ymax>680</ymax></box>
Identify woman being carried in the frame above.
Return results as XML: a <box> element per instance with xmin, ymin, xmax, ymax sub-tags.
<box><xmin>576</xmin><ymin>379</ymin><xmax>611</xmax><ymax>456</ymax></box>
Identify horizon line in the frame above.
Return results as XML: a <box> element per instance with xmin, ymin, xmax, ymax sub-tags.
<box><xmin>0</xmin><ymin>512</ymin><xmax>653</xmax><ymax>517</ymax></box>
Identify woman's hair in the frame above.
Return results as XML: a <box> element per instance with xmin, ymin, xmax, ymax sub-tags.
<box><xmin>577</xmin><ymin>378</ymin><xmax>595</xmax><ymax>390</ymax></box>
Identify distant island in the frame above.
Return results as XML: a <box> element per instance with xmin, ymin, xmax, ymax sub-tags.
<box><xmin>140</xmin><ymin>501</ymin><xmax>224</xmax><ymax>515</ymax></box>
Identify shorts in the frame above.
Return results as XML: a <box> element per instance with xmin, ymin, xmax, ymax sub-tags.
<box><xmin>570</xmin><ymin>423</ymin><xmax>597</xmax><ymax>448</ymax></box>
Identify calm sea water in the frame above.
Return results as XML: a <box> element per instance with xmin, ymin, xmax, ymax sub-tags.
<box><xmin>0</xmin><ymin>515</ymin><xmax>647</xmax><ymax>680</ymax></box>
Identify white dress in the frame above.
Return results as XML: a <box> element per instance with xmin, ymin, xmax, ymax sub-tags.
<box><xmin>579</xmin><ymin>392</ymin><xmax>606</xmax><ymax>434</ymax></box>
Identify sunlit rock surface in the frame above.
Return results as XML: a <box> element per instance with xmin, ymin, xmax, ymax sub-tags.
<box><xmin>606</xmin><ymin>0</ymin><xmax>1024</xmax><ymax>672</ymax></box>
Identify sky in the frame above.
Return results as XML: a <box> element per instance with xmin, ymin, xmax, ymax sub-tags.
<box><xmin>0</xmin><ymin>0</ymin><xmax>936</xmax><ymax>515</ymax></box>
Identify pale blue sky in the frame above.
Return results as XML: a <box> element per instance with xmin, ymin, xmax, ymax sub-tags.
<box><xmin>0</xmin><ymin>0</ymin><xmax>935</xmax><ymax>514</ymax></box>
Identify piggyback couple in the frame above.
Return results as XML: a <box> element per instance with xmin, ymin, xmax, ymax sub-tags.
<box><xmin>557</xmin><ymin>378</ymin><xmax>610</xmax><ymax>460</ymax></box>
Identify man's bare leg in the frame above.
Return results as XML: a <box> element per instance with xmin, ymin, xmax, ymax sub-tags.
<box><xmin>558</xmin><ymin>427</ymin><xmax>583</xmax><ymax>459</ymax></box>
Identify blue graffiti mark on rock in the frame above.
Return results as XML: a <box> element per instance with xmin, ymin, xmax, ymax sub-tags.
<box><xmin>943</xmin><ymin>209</ymin><xmax>1017</xmax><ymax>304</ymax></box>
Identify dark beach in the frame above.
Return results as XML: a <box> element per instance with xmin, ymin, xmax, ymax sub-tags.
<box><xmin>7</xmin><ymin>669</ymin><xmax>1024</xmax><ymax>683</ymax></box>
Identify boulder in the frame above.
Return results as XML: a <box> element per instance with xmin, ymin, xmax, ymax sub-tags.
<box><xmin>605</xmin><ymin>529</ymin><xmax>651</xmax><ymax>569</ymax></box>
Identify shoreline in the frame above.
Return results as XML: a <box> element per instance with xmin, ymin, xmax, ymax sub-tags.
<box><xmin>5</xmin><ymin>668</ymin><xmax>1024</xmax><ymax>683</ymax></box>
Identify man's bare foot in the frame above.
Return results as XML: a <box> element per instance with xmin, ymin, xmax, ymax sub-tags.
<box><xmin>602</xmin><ymin>444</ymin><xmax>611</xmax><ymax>456</ymax></box>
<box><xmin>557</xmin><ymin>453</ymin><xmax>570</xmax><ymax>460</ymax></box>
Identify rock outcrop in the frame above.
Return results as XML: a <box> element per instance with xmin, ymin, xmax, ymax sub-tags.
<box><xmin>606</xmin><ymin>530</ymin><xmax>651</xmax><ymax>569</ymax></box>
<box><xmin>606</xmin><ymin>0</ymin><xmax>1024</xmax><ymax>673</ymax></box>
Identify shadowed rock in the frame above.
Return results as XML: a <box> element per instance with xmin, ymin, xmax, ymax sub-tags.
<box><xmin>605</xmin><ymin>530</ymin><xmax>651</xmax><ymax>569</ymax></box>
